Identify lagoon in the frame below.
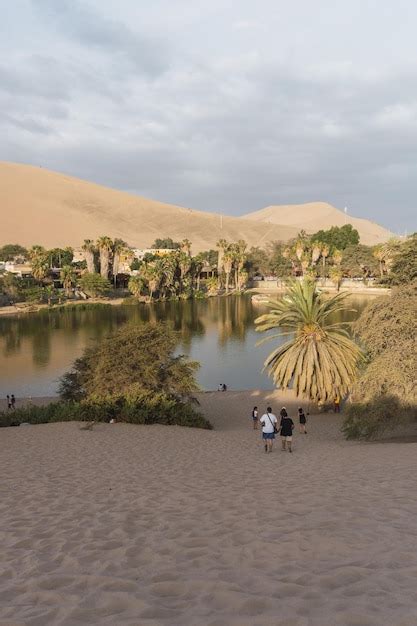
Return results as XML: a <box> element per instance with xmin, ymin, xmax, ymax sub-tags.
<box><xmin>0</xmin><ymin>295</ymin><xmax>371</xmax><ymax>398</ymax></box>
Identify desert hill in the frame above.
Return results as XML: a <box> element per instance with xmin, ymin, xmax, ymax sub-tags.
<box><xmin>243</xmin><ymin>202</ymin><xmax>392</xmax><ymax>246</ymax></box>
<box><xmin>0</xmin><ymin>163</ymin><xmax>300</xmax><ymax>252</ymax></box>
<box><xmin>0</xmin><ymin>163</ymin><xmax>392</xmax><ymax>250</ymax></box>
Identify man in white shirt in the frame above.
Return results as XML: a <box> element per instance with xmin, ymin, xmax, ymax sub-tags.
<box><xmin>259</xmin><ymin>406</ymin><xmax>278</xmax><ymax>453</ymax></box>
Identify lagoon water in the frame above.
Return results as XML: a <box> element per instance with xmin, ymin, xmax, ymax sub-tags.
<box><xmin>0</xmin><ymin>295</ymin><xmax>370</xmax><ymax>398</ymax></box>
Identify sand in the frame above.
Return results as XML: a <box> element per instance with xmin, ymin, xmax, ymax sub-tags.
<box><xmin>0</xmin><ymin>162</ymin><xmax>299</xmax><ymax>252</ymax></box>
<box><xmin>0</xmin><ymin>162</ymin><xmax>391</xmax><ymax>250</ymax></box>
<box><xmin>244</xmin><ymin>202</ymin><xmax>393</xmax><ymax>246</ymax></box>
<box><xmin>1</xmin><ymin>390</ymin><xmax>417</xmax><ymax>626</ymax></box>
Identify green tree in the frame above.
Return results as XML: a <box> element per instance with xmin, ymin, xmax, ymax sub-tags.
<box><xmin>128</xmin><ymin>275</ymin><xmax>146</xmax><ymax>298</ymax></box>
<box><xmin>341</xmin><ymin>244</ymin><xmax>378</xmax><ymax>278</ymax></box>
<box><xmin>389</xmin><ymin>234</ymin><xmax>417</xmax><ymax>285</ymax></box>
<box><xmin>60</xmin><ymin>265</ymin><xmax>76</xmax><ymax>297</ymax></box>
<box><xmin>311</xmin><ymin>224</ymin><xmax>360</xmax><ymax>250</ymax></box>
<box><xmin>79</xmin><ymin>273</ymin><xmax>111</xmax><ymax>297</ymax></box>
<box><xmin>112</xmin><ymin>238</ymin><xmax>129</xmax><ymax>286</ymax></box>
<box><xmin>82</xmin><ymin>239</ymin><xmax>96</xmax><ymax>274</ymax></box>
<box><xmin>29</xmin><ymin>246</ymin><xmax>49</xmax><ymax>284</ymax></box>
<box><xmin>48</xmin><ymin>247</ymin><xmax>73</xmax><ymax>268</ymax></box>
<box><xmin>151</xmin><ymin>238</ymin><xmax>181</xmax><ymax>249</ymax></box>
<box><xmin>0</xmin><ymin>244</ymin><xmax>28</xmax><ymax>261</ymax></box>
<box><xmin>59</xmin><ymin>323</ymin><xmax>200</xmax><ymax>402</ymax></box>
<box><xmin>255</xmin><ymin>281</ymin><xmax>363</xmax><ymax>401</ymax></box>
<box><xmin>96</xmin><ymin>236</ymin><xmax>113</xmax><ymax>279</ymax></box>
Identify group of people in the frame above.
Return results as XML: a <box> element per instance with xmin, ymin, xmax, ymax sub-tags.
<box><xmin>217</xmin><ymin>383</ymin><xmax>228</xmax><ymax>392</ymax></box>
<box><xmin>251</xmin><ymin>406</ymin><xmax>307</xmax><ymax>453</ymax></box>
<box><xmin>6</xmin><ymin>394</ymin><xmax>16</xmax><ymax>410</ymax></box>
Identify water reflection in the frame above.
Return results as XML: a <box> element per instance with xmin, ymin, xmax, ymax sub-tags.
<box><xmin>0</xmin><ymin>295</ymin><xmax>371</xmax><ymax>397</ymax></box>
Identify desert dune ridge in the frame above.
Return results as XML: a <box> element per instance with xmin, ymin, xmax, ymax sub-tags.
<box><xmin>1</xmin><ymin>390</ymin><xmax>417</xmax><ymax>625</ymax></box>
<box><xmin>0</xmin><ymin>162</ymin><xmax>392</xmax><ymax>250</ymax></box>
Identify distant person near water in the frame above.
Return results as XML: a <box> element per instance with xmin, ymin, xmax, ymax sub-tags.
<box><xmin>259</xmin><ymin>407</ymin><xmax>277</xmax><ymax>453</ymax></box>
<box><xmin>280</xmin><ymin>407</ymin><xmax>294</xmax><ymax>453</ymax></box>
<box><xmin>217</xmin><ymin>383</ymin><xmax>227</xmax><ymax>392</ymax></box>
<box><xmin>298</xmin><ymin>407</ymin><xmax>307</xmax><ymax>434</ymax></box>
<box><xmin>334</xmin><ymin>396</ymin><xmax>340</xmax><ymax>413</ymax></box>
<box><xmin>11</xmin><ymin>394</ymin><xmax>16</xmax><ymax>409</ymax></box>
<box><xmin>251</xmin><ymin>406</ymin><xmax>258</xmax><ymax>430</ymax></box>
<box><xmin>6</xmin><ymin>395</ymin><xmax>11</xmax><ymax>410</ymax></box>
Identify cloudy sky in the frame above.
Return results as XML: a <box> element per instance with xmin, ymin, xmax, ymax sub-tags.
<box><xmin>1</xmin><ymin>0</ymin><xmax>416</xmax><ymax>232</ymax></box>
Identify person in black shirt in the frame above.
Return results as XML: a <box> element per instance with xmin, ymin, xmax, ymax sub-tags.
<box><xmin>280</xmin><ymin>407</ymin><xmax>294</xmax><ymax>452</ymax></box>
<box><xmin>298</xmin><ymin>407</ymin><xmax>307</xmax><ymax>434</ymax></box>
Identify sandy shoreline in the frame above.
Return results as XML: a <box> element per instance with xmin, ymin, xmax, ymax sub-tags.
<box><xmin>1</xmin><ymin>390</ymin><xmax>417</xmax><ymax>625</ymax></box>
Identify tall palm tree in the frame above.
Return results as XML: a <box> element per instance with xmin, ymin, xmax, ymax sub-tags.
<box><xmin>128</xmin><ymin>275</ymin><xmax>145</xmax><ymax>298</ymax></box>
<box><xmin>329</xmin><ymin>267</ymin><xmax>343</xmax><ymax>291</ymax></box>
<box><xmin>82</xmin><ymin>239</ymin><xmax>96</xmax><ymax>274</ymax></box>
<box><xmin>255</xmin><ymin>280</ymin><xmax>362</xmax><ymax>401</ymax></box>
<box><xmin>60</xmin><ymin>265</ymin><xmax>76</xmax><ymax>297</ymax></box>
<box><xmin>311</xmin><ymin>243</ymin><xmax>322</xmax><ymax>265</ymax></box>
<box><xmin>96</xmin><ymin>236</ymin><xmax>113</xmax><ymax>280</ymax></box>
<box><xmin>112</xmin><ymin>238</ymin><xmax>128</xmax><ymax>286</ymax></box>
<box><xmin>180</xmin><ymin>238</ymin><xmax>192</xmax><ymax>257</ymax></box>
<box><xmin>216</xmin><ymin>238</ymin><xmax>228</xmax><ymax>289</ymax></box>
<box><xmin>321</xmin><ymin>244</ymin><xmax>330</xmax><ymax>283</ymax></box>
<box><xmin>29</xmin><ymin>246</ymin><xmax>49</xmax><ymax>284</ymax></box>
<box><xmin>223</xmin><ymin>251</ymin><xmax>234</xmax><ymax>293</ymax></box>
<box><xmin>332</xmin><ymin>249</ymin><xmax>343</xmax><ymax>267</ymax></box>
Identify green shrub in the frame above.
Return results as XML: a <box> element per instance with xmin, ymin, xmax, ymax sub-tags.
<box><xmin>341</xmin><ymin>395</ymin><xmax>415</xmax><ymax>440</ymax></box>
<box><xmin>0</xmin><ymin>394</ymin><xmax>212</xmax><ymax>430</ymax></box>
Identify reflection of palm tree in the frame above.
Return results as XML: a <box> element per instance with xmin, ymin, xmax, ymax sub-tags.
<box><xmin>255</xmin><ymin>281</ymin><xmax>362</xmax><ymax>401</ymax></box>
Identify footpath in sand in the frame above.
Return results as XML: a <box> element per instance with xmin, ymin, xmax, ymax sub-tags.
<box><xmin>1</xmin><ymin>390</ymin><xmax>417</xmax><ymax>626</ymax></box>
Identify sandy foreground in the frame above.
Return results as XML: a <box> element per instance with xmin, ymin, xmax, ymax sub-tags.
<box><xmin>1</xmin><ymin>390</ymin><xmax>417</xmax><ymax>626</ymax></box>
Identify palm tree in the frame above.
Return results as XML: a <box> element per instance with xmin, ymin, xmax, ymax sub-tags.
<box><xmin>180</xmin><ymin>238</ymin><xmax>192</xmax><ymax>257</ymax></box>
<box><xmin>235</xmin><ymin>239</ymin><xmax>247</xmax><ymax>289</ymax></box>
<box><xmin>311</xmin><ymin>243</ymin><xmax>322</xmax><ymax>265</ymax></box>
<box><xmin>216</xmin><ymin>239</ymin><xmax>228</xmax><ymax>288</ymax></box>
<box><xmin>29</xmin><ymin>246</ymin><xmax>49</xmax><ymax>284</ymax></box>
<box><xmin>321</xmin><ymin>244</ymin><xmax>330</xmax><ymax>283</ymax></box>
<box><xmin>255</xmin><ymin>280</ymin><xmax>362</xmax><ymax>402</ymax></box>
<box><xmin>178</xmin><ymin>251</ymin><xmax>191</xmax><ymax>291</ymax></box>
<box><xmin>60</xmin><ymin>265</ymin><xmax>76</xmax><ymax>297</ymax></box>
<box><xmin>82</xmin><ymin>239</ymin><xmax>96</xmax><ymax>274</ymax></box>
<box><xmin>112</xmin><ymin>238</ymin><xmax>128</xmax><ymax>286</ymax></box>
<box><xmin>128</xmin><ymin>275</ymin><xmax>145</xmax><ymax>298</ymax></box>
<box><xmin>223</xmin><ymin>251</ymin><xmax>234</xmax><ymax>293</ymax></box>
<box><xmin>329</xmin><ymin>267</ymin><xmax>343</xmax><ymax>292</ymax></box>
<box><xmin>96</xmin><ymin>236</ymin><xmax>113</xmax><ymax>280</ymax></box>
<box><xmin>332</xmin><ymin>249</ymin><xmax>343</xmax><ymax>267</ymax></box>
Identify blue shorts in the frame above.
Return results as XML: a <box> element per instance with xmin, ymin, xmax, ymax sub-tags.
<box><xmin>262</xmin><ymin>432</ymin><xmax>275</xmax><ymax>440</ymax></box>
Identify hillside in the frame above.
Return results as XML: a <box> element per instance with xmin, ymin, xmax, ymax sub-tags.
<box><xmin>0</xmin><ymin>163</ymin><xmax>299</xmax><ymax>252</ymax></box>
<box><xmin>243</xmin><ymin>202</ymin><xmax>392</xmax><ymax>246</ymax></box>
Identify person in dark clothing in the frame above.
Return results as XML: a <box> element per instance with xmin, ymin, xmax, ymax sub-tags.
<box><xmin>251</xmin><ymin>406</ymin><xmax>258</xmax><ymax>430</ymax></box>
<box><xmin>6</xmin><ymin>395</ymin><xmax>11</xmax><ymax>410</ymax></box>
<box><xmin>298</xmin><ymin>407</ymin><xmax>307</xmax><ymax>434</ymax></box>
<box><xmin>280</xmin><ymin>407</ymin><xmax>294</xmax><ymax>452</ymax></box>
<box><xmin>11</xmin><ymin>394</ymin><xmax>16</xmax><ymax>409</ymax></box>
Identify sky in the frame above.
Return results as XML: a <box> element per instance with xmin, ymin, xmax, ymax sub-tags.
<box><xmin>1</xmin><ymin>0</ymin><xmax>416</xmax><ymax>233</ymax></box>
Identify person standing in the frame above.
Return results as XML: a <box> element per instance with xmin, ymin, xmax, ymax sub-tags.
<box><xmin>259</xmin><ymin>406</ymin><xmax>277</xmax><ymax>453</ymax></box>
<box><xmin>11</xmin><ymin>394</ymin><xmax>16</xmax><ymax>410</ymax></box>
<box><xmin>280</xmin><ymin>407</ymin><xmax>294</xmax><ymax>452</ymax></box>
<box><xmin>251</xmin><ymin>406</ymin><xmax>258</xmax><ymax>430</ymax></box>
<box><xmin>298</xmin><ymin>407</ymin><xmax>307</xmax><ymax>434</ymax></box>
<box><xmin>6</xmin><ymin>395</ymin><xmax>11</xmax><ymax>410</ymax></box>
<box><xmin>334</xmin><ymin>396</ymin><xmax>340</xmax><ymax>413</ymax></box>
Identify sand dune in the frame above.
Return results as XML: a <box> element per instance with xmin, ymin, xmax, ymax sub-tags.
<box><xmin>0</xmin><ymin>162</ymin><xmax>299</xmax><ymax>252</ymax></box>
<box><xmin>0</xmin><ymin>163</ymin><xmax>392</xmax><ymax>251</ymax></box>
<box><xmin>244</xmin><ymin>202</ymin><xmax>393</xmax><ymax>246</ymax></box>
<box><xmin>1</xmin><ymin>390</ymin><xmax>417</xmax><ymax>625</ymax></box>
